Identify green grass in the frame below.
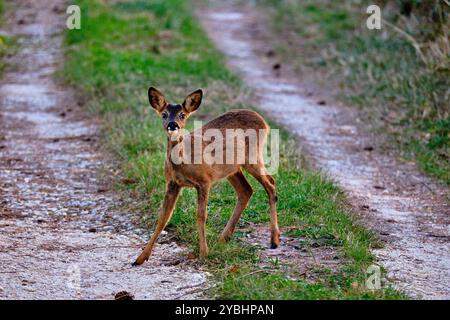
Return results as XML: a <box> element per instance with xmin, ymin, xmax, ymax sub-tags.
<box><xmin>257</xmin><ymin>0</ymin><xmax>449</xmax><ymax>185</ymax></box>
<box><xmin>0</xmin><ymin>0</ymin><xmax>16</xmax><ymax>76</ymax></box>
<box><xmin>0</xmin><ymin>34</ymin><xmax>13</xmax><ymax>75</ymax></box>
<box><xmin>63</xmin><ymin>0</ymin><xmax>405</xmax><ymax>299</ymax></box>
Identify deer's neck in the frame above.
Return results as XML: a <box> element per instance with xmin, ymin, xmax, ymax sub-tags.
<box><xmin>166</xmin><ymin>136</ymin><xmax>184</xmax><ymax>163</ymax></box>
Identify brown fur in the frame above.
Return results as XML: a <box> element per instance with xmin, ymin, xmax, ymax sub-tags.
<box><xmin>133</xmin><ymin>88</ymin><xmax>280</xmax><ymax>266</ymax></box>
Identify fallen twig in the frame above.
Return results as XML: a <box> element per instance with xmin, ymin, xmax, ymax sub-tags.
<box><xmin>381</xmin><ymin>18</ymin><xmax>428</xmax><ymax>65</ymax></box>
<box><xmin>238</xmin><ymin>269</ymin><xmax>278</xmax><ymax>279</ymax></box>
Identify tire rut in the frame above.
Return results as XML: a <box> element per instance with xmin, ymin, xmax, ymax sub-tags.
<box><xmin>0</xmin><ymin>0</ymin><xmax>208</xmax><ymax>300</ymax></box>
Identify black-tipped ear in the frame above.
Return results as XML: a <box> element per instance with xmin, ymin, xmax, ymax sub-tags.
<box><xmin>148</xmin><ymin>87</ymin><xmax>167</xmax><ymax>112</ymax></box>
<box><xmin>182</xmin><ymin>89</ymin><xmax>203</xmax><ymax>113</ymax></box>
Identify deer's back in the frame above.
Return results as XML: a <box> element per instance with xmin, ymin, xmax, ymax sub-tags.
<box><xmin>200</xmin><ymin>109</ymin><xmax>269</xmax><ymax>133</ymax></box>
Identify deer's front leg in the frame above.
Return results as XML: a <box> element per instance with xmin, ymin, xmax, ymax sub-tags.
<box><xmin>196</xmin><ymin>185</ymin><xmax>210</xmax><ymax>258</ymax></box>
<box><xmin>133</xmin><ymin>181</ymin><xmax>181</xmax><ymax>266</ymax></box>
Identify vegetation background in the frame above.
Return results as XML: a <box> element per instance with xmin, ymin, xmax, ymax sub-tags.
<box><xmin>258</xmin><ymin>0</ymin><xmax>449</xmax><ymax>184</ymax></box>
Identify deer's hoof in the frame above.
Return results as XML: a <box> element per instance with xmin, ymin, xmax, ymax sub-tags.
<box><xmin>132</xmin><ymin>256</ymin><xmax>147</xmax><ymax>266</ymax></box>
<box><xmin>131</xmin><ymin>261</ymin><xmax>139</xmax><ymax>267</ymax></box>
<box><xmin>218</xmin><ymin>235</ymin><xmax>230</xmax><ymax>243</ymax></box>
<box><xmin>270</xmin><ymin>243</ymin><xmax>278</xmax><ymax>249</ymax></box>
<box><xmin>199</xmin><ymin>249</ymin><xmax>209</xmax><ymax>260</ymax></box>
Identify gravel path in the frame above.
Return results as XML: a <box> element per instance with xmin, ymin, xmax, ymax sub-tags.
<box><xmin>0</xmin><ymin>0</ymin><xmax>207</xmax><ymax>300</ymax></box>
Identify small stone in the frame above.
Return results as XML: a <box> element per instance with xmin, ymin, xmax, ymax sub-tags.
<box><xmin>266</xmin><ymin>50</ymin><xmax>275</xmax><ymax>57</ymax></box>
<box><xmin>114</xmin><ymin>291</ymin><xmax>134</xmax><ymax>300</ymax></box>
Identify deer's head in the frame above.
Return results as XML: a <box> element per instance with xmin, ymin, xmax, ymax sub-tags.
<box><xmin>148</xmin><ymin>87</ymin><xmax>203</xmax><ymax>139</ymax></box>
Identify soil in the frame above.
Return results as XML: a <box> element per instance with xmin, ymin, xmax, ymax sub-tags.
<box><xmin>242</xmin><ymin>224</ymin><xmax>342</xmax><ymax>282</ymax></box>
<box><xmin>200</xmin><ymin>5</ymin><xmax>450</xmax><ymax>299</ymax></box>
<box><xmin>0</xmin><ymin>0</ymin><xmax>208</xmax><ymax>300</ymax></box>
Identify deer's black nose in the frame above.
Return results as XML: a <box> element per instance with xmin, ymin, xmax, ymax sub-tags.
<box><xmin>167</xmin><ymin>122</ymin><xmax>179</xmax><ymax>131</ymax></box>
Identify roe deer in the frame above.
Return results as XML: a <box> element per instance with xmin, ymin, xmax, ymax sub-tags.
<box><xmin>132</xmin><ymin>87</ymin><xmax>280</xmax><ymax>266</ymax></box>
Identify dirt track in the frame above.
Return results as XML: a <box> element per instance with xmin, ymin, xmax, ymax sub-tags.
<box><xmin>0</xmin><ymin>0</ymin><xmax>207</xmax><ymax>299</ymax></box>
<box><xmin>201</xmin><ymin>5</ymin><xmax>450</xmax><ymax>299</ymax></box>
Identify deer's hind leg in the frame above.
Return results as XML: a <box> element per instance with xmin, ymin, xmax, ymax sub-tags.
<box><xmin>219</xmin><ymin>170</ymin><xmax>253</xmax><ymax>243</ymax></box>
<box><xmin>243</xmin><ymin>164</ymin><xmax>280</xmax><ymax>249</ymax></box>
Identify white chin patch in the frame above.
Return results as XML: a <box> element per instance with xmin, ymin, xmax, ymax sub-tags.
<box><xmin>168</xmin><ymin>129</ymin><xmax>179</xmax><ymax>136</ymax></box>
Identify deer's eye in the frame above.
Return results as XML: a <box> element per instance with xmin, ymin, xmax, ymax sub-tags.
<box><xmin>161</xmin><ymin>112</ymin><xmax>168</xmax><ymax>119</ymax></box>
<box><xmin>179</xmin><ymin>112</ymin><xmax>185</xmax><ymax>120</ymax></box>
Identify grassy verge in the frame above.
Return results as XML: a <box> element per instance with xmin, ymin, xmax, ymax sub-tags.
<box><xmin>257</xmin><ymin>0</ymin><xmax>449</xmax><ymax>185</ymax></box>
<box><xmin>63</xmin><ymin>0</ymin><xmax>405</xmax><ymax>299</ymax></box>
<box><xmin>0</xmin><ymin>0</ymin><xmax>13</xmax><ymax>75</ymax></box>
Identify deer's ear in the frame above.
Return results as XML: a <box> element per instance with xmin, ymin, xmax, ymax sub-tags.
<box><xmin>182</xmin><ymin>89</ymin><xmax>203</xmax><ymax>113</ymax></box>
<box><xmin>148</xmin><ymin>87</ymin><xmax>167</xmax><ymax>112</ymax></box>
